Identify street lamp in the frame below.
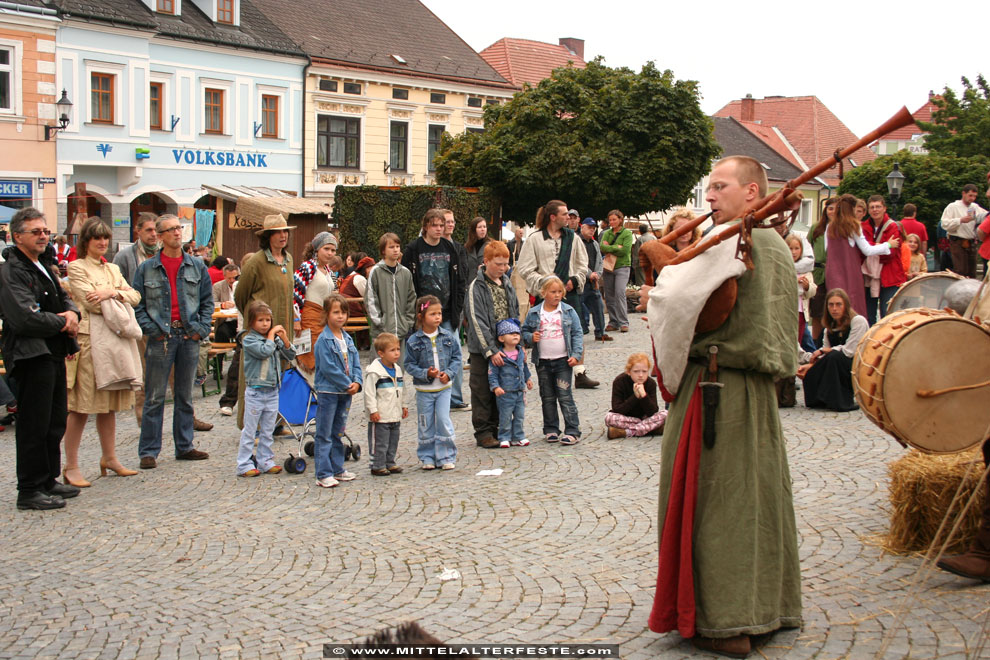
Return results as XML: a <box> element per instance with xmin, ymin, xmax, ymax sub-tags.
<box><xmin>886</xmin><ymin>162</ymin><xmax>905</xmax><ymax>219</ymax></box>
<box><xmin>44</xmin><ymin>90</ymin><xmax>73</xmax><ymax>140</ymax></box>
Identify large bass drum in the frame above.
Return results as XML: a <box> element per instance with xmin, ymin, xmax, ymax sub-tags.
<box><xmin>886</xmin><ymin>272</ymin><xmax>964</xmax><ymax>314</ymax></box>
<box><xmin>852</xmin><ymin>308</ymin><xmax>990</xmax><ymax>454</ymax></box>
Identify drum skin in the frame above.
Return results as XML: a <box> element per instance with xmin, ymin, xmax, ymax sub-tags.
<box><xmin>887</xmin><ymin>272</ymin><xmax>963</xmax><ymax>314</ymax></box>
<box><xmin>852</xmin><ymin>309</ymin><xmax>990</xmax><ymax>454</ymax></box>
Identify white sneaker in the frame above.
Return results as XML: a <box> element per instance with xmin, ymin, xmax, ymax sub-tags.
<box><xmin>316</xmin><ymin>476</ymin><xmax>339</xmax><ymax>488</ymax></box>
<box><xmin>219</xmin><ymin>406</ymin><xmax>233</xmax><ymax>416</ymax></box>
<box><xmin>422</xmin><ymin>462</ymin><xmax>436</xmax><ymax>470</ymax></box>
<box><xmin>511</xmin><ymin>438</ymin><xmax>530</xmax><ymax>446</ymax></box>
<box><xmin>499</xmin><ymin>440</ymin><xmax>510</xmax><ymax>448</ymax></box>
<box><xmin>334</xmin><ymin>471</ymin><xmax>357</xmax><ymax>481</ymax></box>
<box><xmin>441</xmin><ymin>463</ymin><xmax>455</xmax><ymax>470</ymax></box>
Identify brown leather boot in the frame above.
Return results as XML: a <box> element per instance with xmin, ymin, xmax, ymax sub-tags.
<box><xmin>937</xmin><ymin>551</ymin><xmax>990</xmax><ymax>582</ymax></box>
<box><xmin>574</xmin><ymin>372</ymin><xmax>599</xmax><ymax>389</ymax></box>
<box><xmin>607</xmin><ymin>426</ymin><xmax>626</xmax><ymax>439</ymax></box>
<box><xmin>193</xmin><ymin>417</ymin><xmax>213</xmax><ymax>432</ymax></box>
<box><xmin>691</xmin><ymin>634</ymin><xmax>751</xmax><ymax>658</ymax></box>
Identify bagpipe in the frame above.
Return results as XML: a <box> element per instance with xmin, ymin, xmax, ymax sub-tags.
<box><xmin>639</xmin><ymin>106</ymin><xmax>915</xmax><ymax>332</ymax></box>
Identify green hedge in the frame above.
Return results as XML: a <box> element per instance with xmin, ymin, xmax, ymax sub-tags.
<box><xmin>331</xmin><ymin>185</ymin><xmax>498</xmax><ymax>256</ymax></box>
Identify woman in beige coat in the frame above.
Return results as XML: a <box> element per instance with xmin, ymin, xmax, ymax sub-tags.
<box><xmin>62</xmin><ymin>219</ymin><xmax>141</xmax><ymax>487</ymax></box>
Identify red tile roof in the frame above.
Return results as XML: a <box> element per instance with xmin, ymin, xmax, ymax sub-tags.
<box><xmin>736</xmin><ymin>120</ymin><xmax>805</xmax><ymax>170</ymax></box>
<box><xmin>714</xmin><ymin>95</ymin><xmax>876</xmax><ymax>187</ymax></box>
<box><xmin>480</xmin><ymin>38</ymin><xmax>586</xmax><ymax>89</ymax></box>
<box><xmin>874</xmin><ymin>96</ymin><xmax>939</xmax><ymax>142</ymax></box>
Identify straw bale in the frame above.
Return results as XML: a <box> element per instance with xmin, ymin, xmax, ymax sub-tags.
<box><xmin>884</xmin><ymin>449</ymin><xmax>986</xmax><ymax>555</ymax></box>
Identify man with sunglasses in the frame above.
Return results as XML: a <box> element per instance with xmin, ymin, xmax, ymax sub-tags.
<box><xmin>0</xmin><ymin>208</ymin><xmax>81</xmax><ymax>510</ymax></box>
<box><xmin>133</xmin><ymin>215</ymin><xmax>213</xmax><ymax>469</ymax></box>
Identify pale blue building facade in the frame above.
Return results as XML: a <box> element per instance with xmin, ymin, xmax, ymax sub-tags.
<box><xmin>50</xmin><ymin>0</ymin><xmax>305</xmax><ymax>243</ymax></box>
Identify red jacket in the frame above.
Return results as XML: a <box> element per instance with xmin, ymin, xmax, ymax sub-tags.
<box><xmin>861</xmin><ymin>215</ymin><xmax>906</xmax><ymax>288</ymax></box>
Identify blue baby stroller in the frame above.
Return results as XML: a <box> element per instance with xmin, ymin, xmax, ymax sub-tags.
<box><xmin>277</xmin><ymin>366</ymin><xmax>360</xmax><ymax>474</ymax></box>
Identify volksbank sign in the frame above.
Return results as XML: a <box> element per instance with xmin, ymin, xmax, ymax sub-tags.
<box><xmin>172</xmin><ymin>149</ymin><xmax>269</xmax><ymax>168</ymax></box>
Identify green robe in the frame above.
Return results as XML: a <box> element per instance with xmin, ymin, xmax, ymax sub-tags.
<box><xmin>656</xmin><ymin>226</ymin><xmax>802</xmax><ymax>637</ymax></box>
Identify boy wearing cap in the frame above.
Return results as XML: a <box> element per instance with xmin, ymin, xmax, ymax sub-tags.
<box><xmin>487</xmin><ymin>318</ymin><xmax>532</xmax><ymax>448</ymax></box>
<box><xmin>465</xmin><ymin>240</ymin><xmax>519</xmax><ymax>448</ymax></box>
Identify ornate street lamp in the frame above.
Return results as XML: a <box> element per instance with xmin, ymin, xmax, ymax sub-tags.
<box><xmin>45</xmin><ymin>90</ymin><xmax>73</xmax><ymax>140</ymax></box>
<box><xmin>886</xmin><ymin>162</ymin><xmax>905</xmax><ymax>219</ymax></box>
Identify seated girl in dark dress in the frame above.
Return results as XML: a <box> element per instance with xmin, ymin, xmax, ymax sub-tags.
<box><xmin>797</xmin><ymin>288</ymin><xmax>868</xmax><ymax>411</ymax></box>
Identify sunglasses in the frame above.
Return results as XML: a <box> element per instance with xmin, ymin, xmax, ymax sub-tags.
<box><xmin>17</xmin><ymin>228</ymin><xmax>51</xmax><ymax>237</ymax></box>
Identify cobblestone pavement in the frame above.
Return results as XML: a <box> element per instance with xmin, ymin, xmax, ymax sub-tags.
<box><xmin>1</xmin><ymin>319</ymin><xmax>988</xmax><ymax>659</ymax></box>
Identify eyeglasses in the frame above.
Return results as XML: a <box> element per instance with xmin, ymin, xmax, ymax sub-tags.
<box><xmin>17</xmin><ymin>228</ymin><xmax>51</xmax><ymax>236</ymax></box>
<box><xmin>160</xmin><ymin>226</ymin><xmax>182</xmax><ymax>233</ymax></box>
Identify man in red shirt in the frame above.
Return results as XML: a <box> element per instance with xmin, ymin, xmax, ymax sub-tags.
<box><xmin>899</xmin><ymin>203</ymin><xmax>927</xmax><ymax>257</ymax></box>
<box><xmin>862</xmin><ymin>195</ymin><xmax>906</xmax><ymax>323</ymax></box>
<box><xmin>132</xmin><ymin>215</ymin><xmax>214</xmax><ymax>469</ymax></box>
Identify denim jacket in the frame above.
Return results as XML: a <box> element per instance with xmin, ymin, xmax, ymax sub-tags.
<box><xmin>133</xmin><ymin>252</ymin><xmax>213</xmax><ymax>339</ymax></box>
<box><xmin>242</xmin><ymin>330</ymin><xmax>297</xmax><ymax>389</ymax></box>
<box><xmin>404</xmin><ymin>326</ymin><xmax>462</xmax><ymax>388</ymax></box>
<box><xmin>487</xmin><ymin>347</ymin><xmax>531</xmax><ymax>392</ymax></box>
<box><xmin>521</xmin><ymin>301</ymin><xmax>584</xmax><ymax>364</ymax></box>
<box><xmin>313</xmin><ymin>326</ymin><xmax>362</xmax><ymax>394</ymax></box>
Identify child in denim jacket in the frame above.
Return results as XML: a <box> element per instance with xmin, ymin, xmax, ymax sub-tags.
<box><xmin>313</xmin><ymin>293</ymin><xmax>362</xmax><ymax>488</ymax></box>
<box><xmin>487</xmin><ymin>318</ymin><xmax>532</xmax><ymax>447</ymax></box>
<box><xmin>403</xmin><ymin>295</ymin><xmax>460</xmax><ymax>470</ymax></box>
<box><xmin>238</xmin><ymin>301</ymin><xmax>296</xmax><ymax>477</ymax></box>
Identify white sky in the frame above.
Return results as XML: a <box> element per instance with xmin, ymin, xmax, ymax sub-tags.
<box><xmin>422</xmin><ymin>0</ymin><xmax>984</xmax><ymax>139</ymax></box>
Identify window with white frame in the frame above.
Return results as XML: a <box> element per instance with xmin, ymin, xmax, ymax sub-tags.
<box><xmin>389</xmin><ymin>121</ymin><xmax>407</xmax><ymax>172</ymax></box>
<box><xmin>692</xmin><ymin>179</ymin><xmax>705</xmax><ymax>210</ymax></box>
<box><xmin>799</xmin><ymin>198</ymin><xmax>813</xmax><ymax>228</ymax></box>
<box><xmin>0</xmin><ymin>46</ymin><xmax>12</xmax><ymax>112</ymax></box>
<box><xmin>261</xmin><ymin>94</ymin><xmax>278</xmax><ymax>138</ymax></box>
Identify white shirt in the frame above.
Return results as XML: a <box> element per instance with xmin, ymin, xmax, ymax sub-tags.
<box><xmin>941</xmin><ymin>199</ymin><xmax>987</xmax><ymax>240</ymax></box>
<box><xmin>538</xmin><ymin>306</ymin><xmax>566</xmax><ymax>360</ymax></box>
<box><xmin>824</xmin><ymin>231</ymin><xmax>891</xmax><ymax>257</ymax></box>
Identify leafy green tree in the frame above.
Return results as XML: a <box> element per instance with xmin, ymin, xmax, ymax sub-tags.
<box><xmin>836</xmin><ymin>150</ymin><xmax>990</xmax><ymax>238</ymax></box>
<box><xmin>918</xmin><ymin>74</ymin><xmax>990</xmax><ymax>158</ymax></box>
<box><xmin>435</xmin><ymin>59</ymin><xmax>720</xmax><ymax>221</ymax></box>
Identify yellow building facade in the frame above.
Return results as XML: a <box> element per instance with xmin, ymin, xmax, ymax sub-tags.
<box><xmin>304</xmin><ymin>66</ymin><xmax>513</xmax><ymax>200</ymax></box>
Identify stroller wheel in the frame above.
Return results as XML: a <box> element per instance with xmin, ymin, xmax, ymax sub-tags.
<box><xmin>284</xmin><ymin>456</ymin><xmax>297</xmax><ymax>473</ymax></box>
<box><xmin>304</xmin><ymin>440</ymin><xmax>315</xmax><ymax>456</ymax></box>
<box><xmin>350</xmin><ymin>444</ymin><xmax>362</xmax><ymax>461</ymax></box>
<box><xmin>292</xmin><ymin>457</ymin><xmax>307</xmax><ymax>474</ymax></box>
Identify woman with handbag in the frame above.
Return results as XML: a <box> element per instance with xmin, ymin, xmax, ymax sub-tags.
<box><xmin>599</xmin><ymin>210</ymin><xmax>634</xmax><ymax>332</ymax></box>
<box><xmin>62</xmin><ymin>218</ymin><xmax>142</xmax><ymax>486</ymax></box>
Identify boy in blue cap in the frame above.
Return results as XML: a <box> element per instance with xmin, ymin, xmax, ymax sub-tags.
<box><xmin>487</xmin><ymin>318</ymin><xmax>533</xmax><ymax>448</ymax></box>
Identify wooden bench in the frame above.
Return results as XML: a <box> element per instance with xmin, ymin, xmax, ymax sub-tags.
<box><xmin>203</xmin><ymin>342</ymin><xmax>237</xmax><ymax>396</ymax></box>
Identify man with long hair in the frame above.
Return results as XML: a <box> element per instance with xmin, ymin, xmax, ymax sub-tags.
<box><xmin>515</xmin><ymin>200</ymin><xmax>598</xmax><ymax>389</ymax></box>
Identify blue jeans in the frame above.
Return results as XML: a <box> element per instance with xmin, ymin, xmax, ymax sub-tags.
<box><xmin>238</xmin><ymin>386</ymin><xmax>278</xmax><ymax>474</ymax></box>
<box><xmin>315</xmin><ymin>392</ymin><xmax>351</xmax><ymax>479</ymax></box>
<box><xmin>580</xmin><ymin>287</ymin><xmax>606</xmax><ymax>338</ymax></box>
<box><xmin>139</xmin><ymin>329</ymin><xmax>198</xmax><ymax>459</ymax></box>
<box><xmin>536</xmin><ymin>358</ymin><xmax>580</xmax><ymax>437</ymax></box>
<box><xmin>416</xmin><ymin>388</ymin><xmax>457</xmax><ymax>466</ymax></box>
<box><xmin>440</xmin><ymin>319</ymin><xmax>464</xmax><ymax>406</ymax></box>
<box><xmin>496</xmin><ymin>390</ymin><xmax>525</xmax><ymax>442</ymax></box>
<box><xmin>865</xmin><ymin>285</ymin><xmax>897</xmax><ymax>326</ymax></box>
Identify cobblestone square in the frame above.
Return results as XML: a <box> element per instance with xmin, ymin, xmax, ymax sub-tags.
<box><xmin>0</xmin><ymin>320</ymin><xmax>986</xmax><ymax>659</ymax></box>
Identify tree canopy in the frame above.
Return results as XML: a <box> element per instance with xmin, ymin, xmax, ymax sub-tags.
<box><xmin>434</xmin><ymin>59</ymin><xmax>720</xmax><ymax>222</ymax></box>
<box><xmin>918</xmin><ymin>74</ymin><xmax>990</xmax><ymax>158</ymax></box>
<box><xmin>836</xmin><ymin>150</ymin><xmax>990</xmax><ymax>237</ymax></box>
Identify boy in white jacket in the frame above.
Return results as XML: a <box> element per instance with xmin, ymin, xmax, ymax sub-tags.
<box><xmin>363</xmin><ymin>332</ymin><xmax>408</xmax><ymax>476</ymax></box>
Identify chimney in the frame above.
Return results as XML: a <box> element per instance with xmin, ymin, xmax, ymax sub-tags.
<box><xmin>740</xmin><ymin>93</ymin><xmax>755</xmax><ymax>122</ymax></box>
<box><xmin>559</xmin><ymin>37</ymin><xmax>584</xmax><ymax>60</ymax></box>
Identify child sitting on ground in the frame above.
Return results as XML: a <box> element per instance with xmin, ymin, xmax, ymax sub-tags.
<box><xmin>238</xmin><ymin>301</ymin><xmax>296</xmax><ymax>476</ymax></box>
<box><xmin>363</xmin><ymin>332</ymin><xmax>408</xmax><ymax>476</ymax></box>
<box><xmin>605</xmin><ymin>352</ymin><xmax>666</xmax><ymax>439</ymax></box>
<box><xmin>487</xmin><ymin>318</ymin><xmax>533</xmax><ymax>448</ymax></box>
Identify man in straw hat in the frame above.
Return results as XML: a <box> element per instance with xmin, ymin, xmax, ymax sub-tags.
<box><xmin>234</xmin><ymin>214</ymin><xmax>296</xmax><ymax>427</ymax></box>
